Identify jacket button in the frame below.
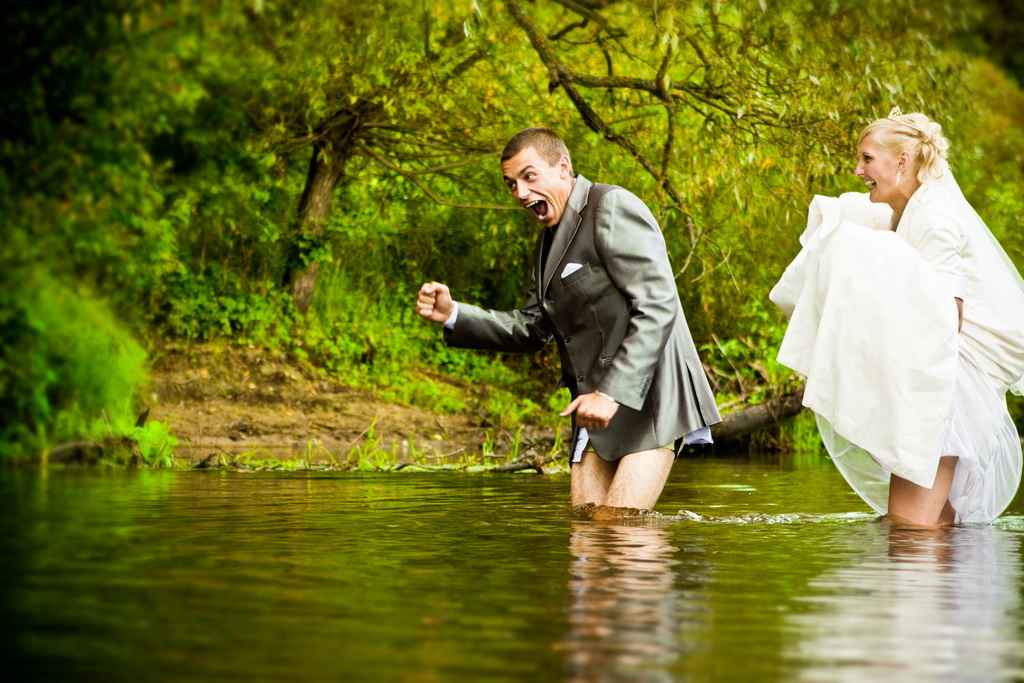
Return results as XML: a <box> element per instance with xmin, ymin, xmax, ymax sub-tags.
<box><xmin>576</xmin><ymin>375</ymin><xmax>585</xmax><ymax>383</ymax></box>
<box><xmin>563</xmin><ymin>335</ymin><xmax>571</xmax><ymax>343</ymax></box>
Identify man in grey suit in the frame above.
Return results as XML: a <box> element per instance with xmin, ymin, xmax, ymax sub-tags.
<box><xmin>417</xmin><ymin>127</ymin><xmax>720</xmax><ymax>511</ymax></box>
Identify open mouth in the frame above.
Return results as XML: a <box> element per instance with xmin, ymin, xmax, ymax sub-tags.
<box><xmin>526</xmin><ymin>199</ymin><xmax>549</xmax><ymax>220</ymax></box>
<box><xmin>863</xmin><ymin>179</ymin><xmax>877</xmax><ymax>190</ymax></box>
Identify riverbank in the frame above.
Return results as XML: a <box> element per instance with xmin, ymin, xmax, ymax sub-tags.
<box><xmin>149</xmin><ymin>342</ymin><xmax>567</xmax><ymax>471</ymax></box>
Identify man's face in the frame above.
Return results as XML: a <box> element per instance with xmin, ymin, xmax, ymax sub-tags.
<box><xmin>501</xmin><ymin>146</ymin><xmax>573</xmax><ymax>227</ymax></box>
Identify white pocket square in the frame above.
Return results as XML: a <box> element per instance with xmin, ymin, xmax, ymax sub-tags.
<box><xmin>561</xmin><ymin>263</ymin><xmax>584</xmax><ymax>278</ymax></box>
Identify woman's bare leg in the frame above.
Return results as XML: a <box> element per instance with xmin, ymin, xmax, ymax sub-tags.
<box><xmin>887</xmin><ymin>456</ymin><xmax>959</xmax><ymax>526</ymax></box>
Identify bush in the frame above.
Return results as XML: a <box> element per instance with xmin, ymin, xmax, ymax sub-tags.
<box><xmin>0</xmin><ymin>268</ymin><xmax>149</xmax><ymax>457</ymax></box>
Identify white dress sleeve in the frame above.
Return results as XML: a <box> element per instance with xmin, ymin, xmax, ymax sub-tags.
<box><xmin>898</xmin><ymin>205</ymin><xmax>967</xmax><ymax>300</ymax></box>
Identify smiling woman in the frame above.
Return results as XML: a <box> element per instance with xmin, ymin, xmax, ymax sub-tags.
<box><xmin>771</xmin><ymin>110</ymin><xmax>1024</xmax><ymax>527</ymax></box>
<box><xmin>855</xmin><ymin>113</ymin><xmax>951</xmax><ymax>222</ymax></box>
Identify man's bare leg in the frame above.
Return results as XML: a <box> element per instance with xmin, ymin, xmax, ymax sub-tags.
<box><xmin>570</xmin><ymin>451</ymin><xmax>616</xmax><ymax>507</ymax></box>
<box><xmin>887</xmin><ymin>456</ymin><xmax>959</xmax><ymax>527</ymax></box>
<box><xmin>604</xmin><ymin>448</ymin><xmax>676</xmax><ymax>510</ymax></box>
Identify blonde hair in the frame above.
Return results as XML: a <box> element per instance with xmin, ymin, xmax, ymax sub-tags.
<box><xmin>858</xmin><ymin>112</ymin><xmax>949</xmax><ymax>182</ymax></box>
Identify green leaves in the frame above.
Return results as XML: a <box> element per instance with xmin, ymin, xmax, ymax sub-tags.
<box><xmin>4</xmin><ymin>0</ymin><xmax>1024</xmax><ymax>455</ymax></box>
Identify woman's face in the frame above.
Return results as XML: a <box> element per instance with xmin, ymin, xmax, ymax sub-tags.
<box><xmin>855</xmin><ymin>135</ymin><xmax>903</xmax><ymax>206</ymax></box>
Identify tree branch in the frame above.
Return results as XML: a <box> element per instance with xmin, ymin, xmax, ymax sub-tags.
<box><xmin>442</xmin><ymin>47</ymin><xmax>489</xmax><ymax>84</ymax></box>
<box><xmin>549</xmin><ymin>0</ymin><xmax>624</xmax><ymax>37</ymax></box>
<box><xmin>360</xmin><ymin>146</ymin><xmax>514</xmax><ymax>211</ymax></box>
<box><xmin>565</xmin><ymin>72</ymin><xmax>665</xmax><ymax>99</ymax></box>
<box><xmin>549</xmin><ymin>19</ymin><xmax>588</xmax><ymax>41</ymax></box>
<box><xmin>242</xmin><ymin>7</ymin><xmax>285</xmax><ymax>66</ymax></box>
<box><xmin>712</xmin><ymin>389</ymin><xmax>806</xmax><ymax>446</ymax></box>
<box><xmin>379</xmin><ymin>153</ymin><xmax>497</xmax><ymax>176</ymax></box>
<box><xmin>660</xmin><ymin>104</ymin><xmax>677</xmax><ymax>197</ymax></box>
<box><xmin>505</xmin><ymin>0</ymin><xmax>687</xmax><ymax>211</ymax></box>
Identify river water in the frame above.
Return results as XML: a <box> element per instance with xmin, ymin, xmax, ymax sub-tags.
<box><xmin>3</xmin><ymin>454</ymin><xmax>1024</xmax><ymax>682</ymax></box>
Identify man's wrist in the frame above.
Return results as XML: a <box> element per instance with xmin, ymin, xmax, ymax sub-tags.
<box><xmin>443</xmin><ymin>302</ymin><xmax>459</xmax><ymax>329</ymax></box>
<box><xmin>594</xmin><ymin>390</ymin><xmax>617</xmax><ymax>404</ymax></box>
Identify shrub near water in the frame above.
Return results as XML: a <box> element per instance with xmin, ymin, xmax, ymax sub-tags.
<box><xmin>305</xmin><ymin>267</ymin><xmax>553</xmax><ymax>426</ymax></box>
<box><xmin>0</xmin><ymin>269</ymin><xmax>152</xmax><ymax>459</ymax></box>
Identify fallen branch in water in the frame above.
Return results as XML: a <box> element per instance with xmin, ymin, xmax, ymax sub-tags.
<box><xmin>489</xmin><ymin>452</ymin><xmax>558</xmax><ymax>474</ymax></box>
<box><xmin>490</xmin><ymin>390</ymin><xmax>807</xmax><ymax>470</ymax></box>
<box><xmin>47</xmin><ymin>441</ymin><xmax>105</xmax><ymax>464</ymax></box>
<box><xmin>712</xmin><ymin>388</ymin><xmax>806</xmax><ymax>447</ymax></box>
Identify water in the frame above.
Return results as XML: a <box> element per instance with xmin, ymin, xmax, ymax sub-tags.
<box><xmin>3</xmin><ymin>454</ymin><xmax>1024</xmax><ymax>681</ymax></box>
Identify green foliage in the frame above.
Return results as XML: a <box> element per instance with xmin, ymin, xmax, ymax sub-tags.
<box><xmin>0</xmin><ymin>268</ymin><xmax>149</xmax><ymax>456</ymax></box>
<box><xmin>778</xmin><ymin>411</ymin><xmax>826</xmax><ymax>458</ymax></box>
<box><xmin>301</xmin><ymin>266</ymin><xmax>551</xmax><ymax>424</ymax></box>
<box><xmin>4</xmin><ymin>0</ymin><xmax>1024</xmax><ymax>458</ymax></box>
<box><xmin>83</xmin><ymin>410</ymin><xmax>179</xmax><ymax>467</ymax></box>
<box><xmin>132</xmin><ymin>420</ymin><xmax>179</xmax><ymax>466</ymax></box>
<box><xmin>159</xmin><ymin>271</ymin><xmax>297</xmax><ymax>343</ymax></box>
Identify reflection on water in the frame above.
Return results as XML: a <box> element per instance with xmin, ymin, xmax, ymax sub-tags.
<box><xmin>1</xmin><ymin>461</ymin><xmax>1024</xmax><ymax>681</ymax></box>
<box><xmin>789</xmin><ymin>523</ymin><xmax>1024</xmax><ymax>681</ymax></box>
<box><xmin>562</xmin><ymin>521</ymin><xmax>704</xmax><ymax>682</ymax></box>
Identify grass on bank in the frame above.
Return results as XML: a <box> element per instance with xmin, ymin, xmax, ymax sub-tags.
<box><xmin>2</xmin><ymin>262</ymin><xmax>840</xmax><ymax>469</ymax></box>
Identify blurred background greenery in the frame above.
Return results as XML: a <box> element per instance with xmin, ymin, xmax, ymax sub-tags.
<box><xmin>3</xmin><ymin>0</ymin><xmax>1022</xmax><ymax>460</ymax></box>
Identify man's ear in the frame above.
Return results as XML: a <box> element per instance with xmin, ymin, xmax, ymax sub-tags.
<box><xmin>559</xmin><ymin>155</ymin><xmax>572</xmax><ymax>178</ymax></box>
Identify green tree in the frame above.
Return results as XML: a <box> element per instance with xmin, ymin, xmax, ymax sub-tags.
<box><xmin>216</xmin><ymin>1</ymin><xmax>527</xmax><ymax>313</ymax></box>
<box><xmin>4</xmin><ymin>0</ymin><xmax>1023</xmax><ymax>456</ymax></box>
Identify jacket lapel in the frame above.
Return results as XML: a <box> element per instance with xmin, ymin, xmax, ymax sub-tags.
<box><xmin>541</xmin><ymin>175</ymin><xmax>592</xmax><ymax>299</ymax></box>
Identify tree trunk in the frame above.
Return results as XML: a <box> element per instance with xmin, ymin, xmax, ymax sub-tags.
<box><xmin>711</xmin><ymin>388</ymin><xmax>806</xmax><ymax>447</ymax></box>
<box><xmin>284</xmin><ymin>100</ymin><xmax>384</xmax><ymax>314</ymax></box>
<box><xmin>489</xmin><ymin>390</ymin><xmax>808</xmax><ymax>470</ymax></box>
<box><xmin>285</xmin><ymin>143</ymin><xmax>350</xmax><ymax>315</ymax></box>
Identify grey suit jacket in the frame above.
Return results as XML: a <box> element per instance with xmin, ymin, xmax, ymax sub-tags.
<box><xmin>445</xmin><ymin>175</ymin><xmax>721</xmax><ymax>460</ymax></box>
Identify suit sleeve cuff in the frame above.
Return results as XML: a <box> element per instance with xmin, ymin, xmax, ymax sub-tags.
<box><xmin>442</xmin><ymin>302</ymin><xmax>460</xmax><ymax>330</ymax></box>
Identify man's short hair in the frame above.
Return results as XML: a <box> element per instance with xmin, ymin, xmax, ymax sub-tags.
<box><xmin>501</xmin><ymin>127</ymin><xmax>571</xmax><ymax>171</ymax></box>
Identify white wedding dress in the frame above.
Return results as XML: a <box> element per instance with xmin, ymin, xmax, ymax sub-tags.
<box><xmin>771</xmin><ymin>171</ymin><xmax>1024</xmax><ymax>524</ymax></box>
